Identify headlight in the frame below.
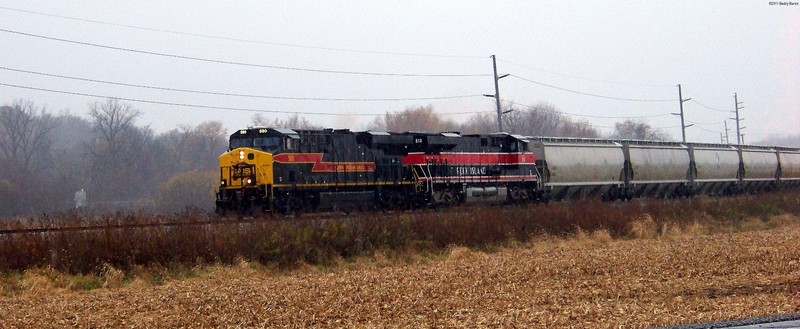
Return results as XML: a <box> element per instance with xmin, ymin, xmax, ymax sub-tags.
<box><xmin>220</xmin><ymin>180</ymin><xmax>227</xmax><ymax>186</ymax></box>
<box><xmin>239</xmin><ymin>150</ymin><xmax>245</xmax><ymax>160</ymax></box>
<box><xmin>246</xmin><ymin>178</ymin><xmax>252</xmax><ymax>184</ymax></box>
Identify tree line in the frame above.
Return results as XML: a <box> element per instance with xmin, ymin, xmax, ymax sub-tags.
<box><xmin>0</xmin><ymin>99</ymin><xmax>227</xmax><ymax>217</ymax></box>
<box><xmin>0</xmin><ymin>98</ymin><xmax>669</xmax><ymax>218</ymax></box>
<box><xmin>368</xmin><ymin>103</ymin><xmax>670</xmax><ymax>140</ymax></box>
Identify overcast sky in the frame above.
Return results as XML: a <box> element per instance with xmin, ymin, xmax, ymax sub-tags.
<box><xmin>0</xmin><ymin>1</ymin><xmax>797</xmax><ymax>144</ymax></box>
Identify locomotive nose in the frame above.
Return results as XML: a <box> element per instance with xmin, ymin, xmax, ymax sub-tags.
<box><xmin>218</xmin><ymin>148</ymin><xmax>274</xmax><ymax>187</ymax></box>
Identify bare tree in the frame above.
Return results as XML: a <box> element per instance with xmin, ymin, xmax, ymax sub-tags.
<box><xmin>86</xmin><ymin>99</ymin><xmax>154</xmax><ymax>202</ymax></box>
<box><xmin>563</xmin><ymin>119</ymin><xmax>600</xmax><ymax>138</ymax></box>
<box><xmin>251</xmin><ymin>113</ymin><xmax>321</xmax><ymax>130</ymax></box>
<box><xmin>160</xmin><ymin>121</ymin><xmax>228</xmax><ymax>173</ymax></box>
<box><xmin>610</xmin><ymin>119</ymin><xmax>672</xmax><ymax>141</ymax></box>
<box><xmin>459</xmin><ymin>112</ymin><xmax>496</xmax><ymax>134</ymax></box>
<box><xmin>460</xmin><ymin>102</ymin><xmax>600</xmax><ymax>138</ymax></box>
<box><xmin>0</xmin><ymin>99</ymin><xmax>58</xmax><ymax>170</ymax></box>
<box><xmin>369</xmin><ymin>105</ymin><xmax>458</xmax><ymax>132</ymax></box>
<box><xmin>88</xmin><ymin>98</ymin><xmax>142</xmax><ymax>158</ymax></box>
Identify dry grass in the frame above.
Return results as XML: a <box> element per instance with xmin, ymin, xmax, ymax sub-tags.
<box><xmin>2</xmin><ymin>192</ymin><xmax>799</xmax><ymax>276</ymax></box>
<box><xmin>1</xmin><ymin>215</ymin><xmax>799</xmax><ymax>328</ymax></box>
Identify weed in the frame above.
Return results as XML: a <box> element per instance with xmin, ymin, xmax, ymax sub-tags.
<box><xmin>0</xmin><ymin>191</ymin><xmax>797</xmax><ymax>278</ymax></box>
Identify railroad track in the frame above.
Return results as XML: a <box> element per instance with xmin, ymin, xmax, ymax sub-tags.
<box><xmin>0</xmin><ymin>214</ymin><xmax>320</xmax><ymax>235</ymax></box>
<box><xmin>0</xmin><ymin>204</ymin><xmax>491</xmax><ymax>236</ymax></box>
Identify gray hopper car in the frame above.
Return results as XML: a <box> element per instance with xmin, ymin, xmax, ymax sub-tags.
<box><xmin>527</xmin><ymin>137</ymin><xmax>800</xmax><ymax>201</ymax></box>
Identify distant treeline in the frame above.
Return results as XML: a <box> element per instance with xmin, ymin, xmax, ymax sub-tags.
<box><xmin>1</xmin><ymin>98</ymin><xmax>674</xmax><ymax>218</ymax></box>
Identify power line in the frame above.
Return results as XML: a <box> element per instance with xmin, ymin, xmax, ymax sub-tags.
<box><xmin>0</xmin><ymin>6</ymin><xmax>486</xmax><ymax>59</ymax></box>
<box><xmin>679</xmin><ymin>86</ymin><xmax>730</xmax><ymax>112</ymax></box>
<box><xmin>0</xmin><ymin>28</ymin><xmax>491</xmax><ymax>78</ymax></box>
<box><xmin>689</xmin><ymin>99</ymin><xmax>728</xmax><ymax>113</ymax></box>
<box><xmin>509</xmin><ymin>74</ymin><xmax>674</xmax><ymax>102</ymax></box>
<box><xmin>0</xmin><ymin>82</ymin><xmax>491</xmax><ymax>117</ymax></box>
<box><xmin>500</xmin><ymin>100</ymin><xmax>672</xmax><ymax>119</ymax></box>
<box><xmin>498</xmin><ymin>59</ymin><xmax>673</xmax><ymax>88</ymax></box>
<box><xmin>498</xmin><ymin>99</ymin><xmax>680</xmax><ymax>131</ymax></box>
<box><xmin>685</xmin><ymin>119</ymin><xmax>721</xmax><ymax>126</ymax></box>
<box><xmin>690</xmin><ymin>124</ymin><xmax>719</xmax><ymax>134</ymax></box>
<box><xmin>0</xmin><ymin>66</ymin><xmax>483</xmax><ymax>102</ymax></box>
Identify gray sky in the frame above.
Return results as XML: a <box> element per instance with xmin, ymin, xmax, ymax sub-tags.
<box><xmin>0</xmin><ymin>1</ymin><xmax>797</xmax><ymax>144</ymax></box>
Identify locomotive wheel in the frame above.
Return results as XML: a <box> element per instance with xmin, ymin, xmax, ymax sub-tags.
<box><xmin>239</xmin><ymin>198</ymin><xmax>253</xmax><ymax>217</ymax></box>
<box><xmin>508</xmin><ymin>187</ymin><xmax>527</xmax><ymax>203</ymax></box>
<box><xmin>519</xmin><ymin>189</ymin><xmax>529</xmax><ymax>201</ymax></box>
<box><xmin>378</xmin><ymin>190</ymin><xmax>405</xmax><ymax>210</ymax></box>
<box><xmin>442</xmin><ymin>190</ymin><xmax>457</xmax><ymax>205</ymax></box>
<box><xmin>273</xmin><ymin>194</ymin><xmax>295</xmax><ymax>216</ymax></box>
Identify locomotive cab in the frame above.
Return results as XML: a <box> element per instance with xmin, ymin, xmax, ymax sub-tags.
<box><xmin>216</xmin><ymin>127</ymin><xmax>299</xmax><ymax>215</ymax></box>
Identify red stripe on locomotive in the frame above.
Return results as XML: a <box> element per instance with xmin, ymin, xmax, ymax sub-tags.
<box><xmin>273</xmin><ymin>153</ymin><xmax>376</xmax><ymax>172</ymax></box>
<box><xmin>401</xmin><ymin>152</ymin><xmax>536</xmax><ymax>165</ymax></box>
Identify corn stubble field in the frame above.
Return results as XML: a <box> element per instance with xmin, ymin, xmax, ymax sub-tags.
<box><xmin>1</xmin><ymin>193</ymin><xmax>799</xmax><ymax>327</ymax></box>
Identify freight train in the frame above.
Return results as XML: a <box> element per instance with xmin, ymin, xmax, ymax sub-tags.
<box><xmin>215</xmin><ymin>127</ymin><xmax>800</xmax><ymax>215</ymax></box>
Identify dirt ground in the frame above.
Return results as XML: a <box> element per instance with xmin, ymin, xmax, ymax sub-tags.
<box><xmin>1</xmin><ymin>220</ymin><xmax>799</xmax><ymax>328</ymax></box>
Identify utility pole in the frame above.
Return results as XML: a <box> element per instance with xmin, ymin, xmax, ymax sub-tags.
<box><xmin>720</xmin><ymin>132</ymin><xmax>724</xmax><ymax>144</ymax></box>
<box><xmin>672</xmin><ymin>84</ymin><xmax>693</xmax><ymax>143</ymax></box>
<box><xmin>724</xmin><ymin>120</ymin><xmax>730</xmax><ymax>144</ymax></box>
<box><xmin>732</xmin><ymin>93</ymin><xmax>745</xmax><ymax>145</ymax></box>
<box><xmin>483</xmin><ymin>55</ymin><xmax>509</xmax><ymax>132</ymax></box>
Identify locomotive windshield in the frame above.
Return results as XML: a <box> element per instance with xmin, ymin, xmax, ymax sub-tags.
<box><xmin>229</xmin><ymin>137</ymin><xmax>282</xmax><ymax>152</ymax></box>
<box><xmin>254</xmin><ymin>137</ymin><xmax>281</xmax><ymax>152</ymax></box>
<box><xmin>229</xmin><ymin>138</ymin><xmax>252</xmax><ymax>150</ymax></box>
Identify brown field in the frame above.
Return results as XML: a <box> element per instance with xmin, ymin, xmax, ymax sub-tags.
<box><xmin>1</xmin><ymin>215</ymin><xmax>799</xmax><ymax>328</ymax></box>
